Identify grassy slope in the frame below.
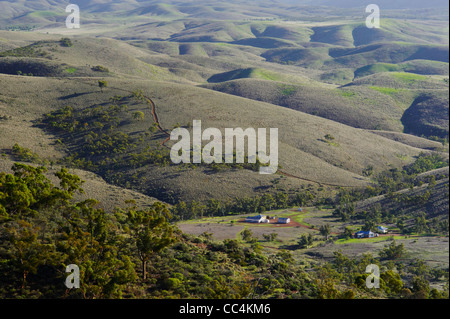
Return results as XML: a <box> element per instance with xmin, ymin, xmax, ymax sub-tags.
<box><xmin>356</xmin><ymin>173</ymin><xmax>449</xmax><ymax>220</ymax></box>
<box><xmin>0</xmin><ymin>1</ymin><xmax>448</xmax><ymax>285</ymax></box>
<box><xmin>203</xmin><ymin>78</ymin><xmax>409</xmax><ymax>131</ymax></box>
<box><xmin>110</xmin><ymin>19</ymin><xmax>449</xmax><ymax>137</ymax></box>
<box><xmin>81</xmin><ymin>18</ymin><xmax>449</xmax><ymax>140</ymax></box>
<box><xmin>0</xmin><ymin>70</ymin><xmax>434</xmax><ymax>203</ymax></box>
<box><xmin>0</xmin><ymin>5</ymin><xmax>448</xmax><ymax>203</ymax></box>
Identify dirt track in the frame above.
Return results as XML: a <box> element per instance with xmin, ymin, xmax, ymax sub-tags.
<box><xmin>278</xmin><ymin>169</ymin><xmax>354</xmax><ymax>188</ymax></box>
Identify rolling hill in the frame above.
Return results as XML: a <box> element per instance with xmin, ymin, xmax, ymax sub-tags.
<box><xmin>0</xmin><ymin>34</ymin><xmax>446</xmax><ymax>205</ymax></box>
<box><xmin>0</xmin><ymin>0</ymin><xmax>448</xmax><ymax>205</ymax></box>
<box><xmin>0</xmin><ymin>0</ymin><xmax>448</xmax><ymax>301</ymax></box>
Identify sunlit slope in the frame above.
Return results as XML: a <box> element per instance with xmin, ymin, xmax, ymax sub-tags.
<box><xmin>0</xmin><ymin>72</ymin><xmax>434</xmax><ymax>202</ymax></box>
<box><xmin>203</xmin><ymin>78</ymin><xmax>406</xmax><ymax>131</ymax></box>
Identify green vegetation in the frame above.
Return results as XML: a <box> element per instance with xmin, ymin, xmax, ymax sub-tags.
<box><xmin>91</xmin><ymin>65</ymin><xmax>110</xmax><ymax>73</ymax></box>
<box><xmin>321</xmin><ymin>134</ymin><xmax>339</xmax><ymax>147</ymax></box>
<box><xmin>165</xmin><ymin>152</ymin><xmax>447</xmax><ymax>227</ymax></box>
<box><xmin>370</xmin><ymin>86</ymin><xmax>403</xmax><ymax>96</ymax></box>
<box><xmin>333</xmin><ymin>152</ymin><xmax>449</xmax><ymax>235</ymax></box>
<box><xmin>98</xmin><ymin>80</ymin><xmax>108</xmax><ymax>92</ymax></box>
<box><xmin>320</xmin><ymin>69</ymin><xmax>354</xmax><ymax>85</ymax></box>
<box><xmin>379</xmin><ymin>240</ymin><xmax>407</xmax><ymax>260</ymax></box>
<box><xmin>319</xmin><ymin>224</ymin><xmax>331</xmax><ymax>240</ymax></box>
<box><xmin>65</xmin><ymin>67</ymin><xmax>77</xmax><ymax>74</ymax></box>
<box><xmin>42</xmin><ymin>98</ymin><xmax>171</xmax><ymax>173</ymax></box>
<box><xmin>0</xmin><ymin>163</ymin><xmax>170</xmax><ymax>298</ymax></box>
<box><xmin>391</xmin><ymin>72</ymin><xmax>428</xmax><ymax>84</ymax></box>
<box><xmin>1</xmin><ymin>163</ymin><xmax>447</xmax><ymax>299</ymax></box>
<box><xmin>29</xmin><ymin>11</ymin><xmax>62</xmax><ymax>19</ymax></box>
<box><xmin>10</xmin><ymin>143</ymin><xmax>45</xmax><ymax>164</ymax></box>
<box><xmin>2</xmin><ymin>25</ymin><xmax>36</xmax><ymax>31</ymax></box>
<box><xmin>133</xmin><ymin>111</ymin><xmax>145</xmax><ymax>121</ymax></box>
<box><xmin>59</xmin><ymin>38</ymin><xmax>73</xmax><ymax>48</ymax></box>
<box><xmin>298</xmin><ymin>233</ymin><xmax>314</xmax><ymax>249</ymax></box>
<box><xmin>338</xmin><ymin>90</ymin><xmax>356</xmax><ymax>98</ymax></box>
<box><xmin>208</xmin><ymin>68</ymin><xmax>284</xmax><ymax>83</ymax></box>
<box><xmin>174</xmin><ymin>193</ymin><xmax>315</xmax><ymax>224</ymax></box>
<box><xmin>278</xmin><ymin>84</ymin><xmax>297</xmax><ymax>96</ymax></box>
<box><xmin>0</xmin><ymin>42</ymin><xmax>49</xmax><ymax>58</ymax></box>
<box><xmin>403</xmin><ymin>153</ymin><xmax>448</xmax><ymax>175</ymax></box>
<box><xmin>40</xmin><ymin>92</ymin><xmax>276</xmax><ymax>200</ymax></box>
<box><xmin>355</xmin><ymin>63</ymin><xmax>402</xmax><ymax>78</ymax></box>
<box><xmin>0</xmin><ymin>0</ymin><xmax>448</xmax><ymax>300</ymax></box>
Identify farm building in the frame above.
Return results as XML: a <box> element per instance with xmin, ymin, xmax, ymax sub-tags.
<box><xmin>278</xmin><ymin>217</ymin><xmax>290</xmax><ymax>224</ymax></box>
<box><xmin>354</xmin><ymin>230</ymin><xmax>378</xmax><ymax>239</ymax></box>
<box><xmin>376</xmin><ymin>226</ymin><xmax>388</xmax><ymax>234</ymax></box>
<box><xmin>245</xmin><ymin>214</ymin><xmax>267</xmax><ymax>223</ymax></box>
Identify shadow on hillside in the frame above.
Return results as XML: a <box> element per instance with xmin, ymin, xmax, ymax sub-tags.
<box><xmin>279</xmin><ymin>244</ymin><xmax>301</xmax><ymax>250</ymax></box>
<box><xmin>58</xmin><ymin>92</ymin><xmax>93</xmax><ymax>100</ymax></box>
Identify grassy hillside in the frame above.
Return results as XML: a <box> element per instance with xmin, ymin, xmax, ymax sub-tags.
<box><xmin>0</xmin><ymin>1</ymin><xmax>448</xmax><ymax>301</ymax></box>
<box><xmin>401</xmin><ymin>92</ymin><xmax>449</xmax><ymax>138</ymax></box>
<box><xmin>203</xmin><ymin>78</ymin><xmax>409</xmax><ymax>131</ymax></box>
<box><xmin>0</xmin><ymin>69</ymin><xmax>435</xmax><ymax>203</ymax></box>
<box><xmin>0</xmin><ymin>15</ymin><xmax>447</xmax><ymax>204</ymax></box>
<box><xmin>355</xmin><ymin>61</ymin><xmax>449</xmax><ymax>78</ymax></box>
<box><xmin>356</xmin><ymin>173</ymin><xmax>449</xmax><ymax>225</ymax></box>
<box><xmin>0</xmin><ymin>158</ymin><xmax>161</xmax><ymax>212</ymax></box>
<box><xmin>3</xmin><ymin>5</ymin><xmax>445</xmax><ymax>141</ymax></box>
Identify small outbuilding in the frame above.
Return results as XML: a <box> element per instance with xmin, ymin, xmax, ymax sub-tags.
<box><xmin>245</xmin><ymin>214</ymin><xmax>267</xmax><ymax>223</ymax></box>
<box><xmin>376</xmin><ymin>226</ymin><xmax>388</xmax><ymax>234</ymax></box>
<box><xmin>278</xmin><ymin>217</ymin><xmax>290</xmax><ymax>224</ymax></box>
<box><xmin>354</xmin><ymin>230</ymin><xmax>378</xmax><ymax>239</ymax></box>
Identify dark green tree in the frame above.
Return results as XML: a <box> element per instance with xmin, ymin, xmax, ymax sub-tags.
<box><xmin>298</xmin><ymin>233</ymin><xmax>313</xmax><ymax>248</ymax></box>
<box><xmin>98</xmin><ymin>80</ymin><xmax>108</xmax><ymax>93</ymax></box>
<box><xmin>379</xmin><ymin>240</ymin><xmax>406</xmax><ymax>260</ymax></box>
<box><xmin>125</xmin><ymin>202</ymin><xmax>177</xmax><ymax>280</ymax></box>
<box><xmin>240</xmin><ymin>228</ymin><xmax>254</xmax><ymax>242</ymax></box>
<box><xmin>319</xmin><ymin>224</ymin><xmax>331</xmax><ymax>240</ymax></box>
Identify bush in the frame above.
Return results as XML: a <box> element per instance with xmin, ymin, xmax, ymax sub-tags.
<box><xmin>379</xmin><ymin>240</ymin><xmax>406</xmax><ymax>260</ymax></box>
<box><xmin>11</xmin><ymin>143</ymin><xmax>41</xmax><ymax>163</ymax></box>
<box><xmin>91</xmin><ymin>65</ymin><xmax>110</xmax><ymax>72</ymax></box>
<box><xmin>60</xmin><ymin>38</ymin><xmax>73</xmax><ymax>47</ymax></box>
<box><xmin>98</xmin><ymin>80</ymin><xmax>108</xmax><ymax>92</ymax></box>
<box><xmin>133</xmin><ymin>111</ymin><xmax>145</xmax><ymax>121</ymax></box>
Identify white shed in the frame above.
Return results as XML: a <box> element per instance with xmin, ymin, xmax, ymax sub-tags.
<box><xmin>278</xmin><ymin>217</ymin><xmax>290</xmax><ymax>224</ymax></box>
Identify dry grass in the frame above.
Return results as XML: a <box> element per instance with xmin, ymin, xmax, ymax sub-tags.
<box><xmin>0</xmin><ymin>3</ymin><xmax>448</xmax><ymax>273</ymax></box>
<box><xmin>0</xmin><ymin>16</ymin><xmax>447</xmax><ymax>204</ymax></box>
<box><xmin>0</xmin><ymin>70</ymin><xmax>434</xmax><ymax>202</ymax></box>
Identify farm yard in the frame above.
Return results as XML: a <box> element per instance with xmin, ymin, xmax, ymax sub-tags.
<box><xmin>177</xmin><ymin>208</ymin><xmax>318</xmax><ymax>240</ymax></box>
<box><xmin>178</xmin><ymin>207</ymin><xmax>377</xmax><ymax>242</ymax></box>
<box><xmin>177</xmin><ymin>207</ymin><xmax>449</xmax><ymax>269</ymax></box>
